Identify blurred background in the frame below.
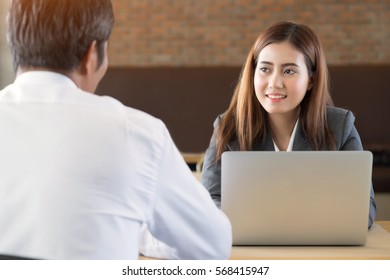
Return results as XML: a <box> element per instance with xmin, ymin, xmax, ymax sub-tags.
<box><xmin>0</xmin><ymin>0</ymin><xmax>389</xmax><ymax>219</ymax></box>
<box><xmin>101</xmin><ymin>0</ymin><xmax>390</xmax><ymax>153</ymax></box>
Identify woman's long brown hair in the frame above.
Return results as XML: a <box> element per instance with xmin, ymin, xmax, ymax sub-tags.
<box><xmin>215</xmin><ymin>21</ymin><xmax>336</xmax><ymax>160</ymax></box>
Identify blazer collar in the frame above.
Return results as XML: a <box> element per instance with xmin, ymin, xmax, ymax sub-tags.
<box><xmin>293</xmin><ymin>123</ymin><xmax>312</xmax><ymax>151</ymax></box>
<box><xmin>251</xmin><ymin>122</ymin><xmax>313</xmax><ymax>151</ymax></box>
<box><xmin>226</xmin><ymin>122</ymin><xmax>313</xmax><ymax>151</ymax></box>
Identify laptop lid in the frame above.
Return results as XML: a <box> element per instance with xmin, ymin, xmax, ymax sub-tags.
<box><xmin>221</xmin><ymin>151</ymin><xmax>372</xmax><ymax>245</ymax></box>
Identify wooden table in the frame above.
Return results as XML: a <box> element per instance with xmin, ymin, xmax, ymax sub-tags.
<box><xmin>378</xmin><ymin>220</ymin><xmax>390</xmax><ymax>232</ymax></box>
<box><xmin>230</xmin><ymin>221</ymin><xmax>390</xmax><ymax>260</ymax></box>
<box><xmin>140</xmin><ymin>221</ymin><xmax>390</xmax><ymax>260</ymax></box>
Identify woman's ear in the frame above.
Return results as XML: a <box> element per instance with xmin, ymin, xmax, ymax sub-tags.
<box><xmin>307</xmin><ymin>77</ymin><xmax>313</xmax><ymax>91</ymax></box>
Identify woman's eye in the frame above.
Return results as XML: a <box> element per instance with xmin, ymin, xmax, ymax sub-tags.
<box><xmin>284</xmin><ymin>69</ymin><xmax>296</xmax><ymax>75</ymax></box>
<box><xmin>259</xmin><ymin>67</ymin><xmax>269</xmax><ymax>73</ymax></box>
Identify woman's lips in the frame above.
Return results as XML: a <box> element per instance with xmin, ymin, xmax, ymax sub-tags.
<box><xmin>266</xmin><ymin>94</ymin><xmax>287</xmax><ymax>99</ymax></box>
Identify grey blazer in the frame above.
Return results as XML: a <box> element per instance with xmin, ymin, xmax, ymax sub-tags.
<box><xmin>201</xmin><ymin>106</ymin><xmax>377</xmax><ymax>228</ymax></box>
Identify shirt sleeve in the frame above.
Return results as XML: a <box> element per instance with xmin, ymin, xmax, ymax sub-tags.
<box><xmin>140</xmin><ymin>122</ymin><xmax>232</xmax><ymax>259</ymax></box>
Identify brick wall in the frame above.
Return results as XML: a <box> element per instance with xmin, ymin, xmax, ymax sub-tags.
<box><xmin>109</xmin><ymin>0</ymin><xmax>390</xmax><ymax>66</ymax></box>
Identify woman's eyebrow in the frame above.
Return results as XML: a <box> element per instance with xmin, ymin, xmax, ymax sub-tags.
<box><xmin>259</xmin><ymin>61</ymin><xmax>300</xmax><ymax>67</ymax></box>
<box><xmin>258</xmin><ymin>61</ymin><xmax>273</xmax><ymax>65</ymax></box>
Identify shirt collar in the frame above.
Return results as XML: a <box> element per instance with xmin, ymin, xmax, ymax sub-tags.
<box><xmin>14</xmin><ymin>71</ymin><xmax>78</xmax><ymax>89</ymax></box>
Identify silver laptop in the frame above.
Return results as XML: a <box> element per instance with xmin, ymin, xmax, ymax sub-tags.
<box><xmin>221</xmin><ymin>151</ymin><xmax>372</xmax><ymax>245</ymax></box>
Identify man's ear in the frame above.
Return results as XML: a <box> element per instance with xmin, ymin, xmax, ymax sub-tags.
<box><xmin>79</xmin><ymin>41</ymin><xmax>99</xmax><ymax>76</ymax></box>
<box><xmin>72</xmin><ymin>40</ymin><xmax>107</xmax><ymax>93</ymax></box>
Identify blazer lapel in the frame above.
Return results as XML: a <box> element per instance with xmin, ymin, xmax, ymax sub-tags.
<box><xmin>229</xmin><ymin>122</ymin><xmax>312</xmax><ymax>151</ymax></box>
<box><xmin>253</xmin><ymin>132</ymin><xmax>275</xmax><ymax>151</ymax></box>
<box><xmin>292</xmin><ymin>123</ymin><xmax>312</xmax><ymax>151</ymax></box>
<box><xmin>228</xmin><ymin>134</ymin><xmax>275</xmax><ymax>151</ymax></box>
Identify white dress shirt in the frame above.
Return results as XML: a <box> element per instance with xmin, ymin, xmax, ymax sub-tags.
<box><xmin>0</xmin><ymin>71</ymin><xmax>231</xmax><ymax>259</ymax></box>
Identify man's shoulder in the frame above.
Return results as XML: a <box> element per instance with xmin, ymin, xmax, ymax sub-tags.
<box><xmin>82</xmin><ymin>94</ymin><xmax>163</xmax><ymax>125</ymax></box>
<box><xmin>123</xmin><ymin>105</ymin><xmax>165</xmax><ymax>130</ymax></box>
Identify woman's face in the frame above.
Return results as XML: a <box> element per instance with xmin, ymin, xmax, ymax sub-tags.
<box><xmin>254</xmin><ymin>41</ymin><xmax>311</xmax><ymax>118</ymax></box>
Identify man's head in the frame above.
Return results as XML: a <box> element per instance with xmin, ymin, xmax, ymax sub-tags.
<box><xmin>7</xmin><ymin>0</ymin><xmax>114</xmax><ymax>74</ymax></box>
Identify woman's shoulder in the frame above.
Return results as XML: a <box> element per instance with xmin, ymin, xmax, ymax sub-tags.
<box><xmin>326</xmin><ymin>106</ymin><xmax>357</xmax><ymax>145</ymax></box>
<box><xmin>212</xmin><ymin>114</ymin><xmax>224</xmax><ymax>128</ymax></box>
<box><xmin>326</xmin><ymin>106</ymin><xmax>355</xmax><ymax>125</ymax></box>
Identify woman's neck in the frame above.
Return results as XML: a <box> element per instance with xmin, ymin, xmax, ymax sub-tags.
<box><xmin>268</xmin><ymin>110</ymin><xmax>299</xmax><ymax>151</ymax></box>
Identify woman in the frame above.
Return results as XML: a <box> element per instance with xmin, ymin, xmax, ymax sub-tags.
<box><xmin>201</xmin><ymin>21</ymin><xmax>376</xmax><ymax>228</ymax></box>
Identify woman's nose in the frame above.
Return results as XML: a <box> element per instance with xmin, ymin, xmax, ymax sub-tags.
<box><xmin>268</xmin><ymin>72</ymin><xmax>283</xmax><ymax>89</ymax></box>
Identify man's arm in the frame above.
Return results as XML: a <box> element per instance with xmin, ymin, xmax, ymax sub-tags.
<box><xmin>140</xmin><ymin>124</ymin><xmax>232</xmax><ymax>259</ymax></box>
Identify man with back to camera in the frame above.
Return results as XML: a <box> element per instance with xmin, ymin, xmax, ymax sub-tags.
<box><xmin>0</xmin><ymin>0</ymin><xmax>232</xmax><ymax>260</ymax></box>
